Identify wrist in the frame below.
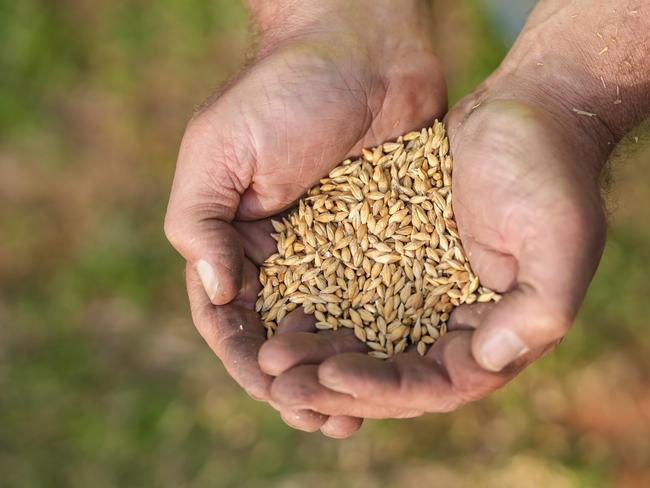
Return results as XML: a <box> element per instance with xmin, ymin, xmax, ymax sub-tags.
<box><xmin>247</xmin><ymin>0</ymin><xmax>435</xmax><ymax>62</ymax></box>
<box><xmin>470</xmin><ymin>0</ymin><xmax>650</xmax><ymax>171</ymax></box>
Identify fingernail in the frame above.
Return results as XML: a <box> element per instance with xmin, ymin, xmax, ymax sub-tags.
<box><xmin>479</xmin><ymin>330</ymin><xmax>529</xmax><ymax>372</ymax></box>
<box><xmin>196</xmin><ymin>259</ymin><xmax>220</xmax><ymax>303</ymax></box>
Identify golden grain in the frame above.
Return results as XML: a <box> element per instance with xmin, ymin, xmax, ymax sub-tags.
<box><xmin>256</xmin><ymin>121</ymin><xmax>499</xmax><ymax>358</ymax></box>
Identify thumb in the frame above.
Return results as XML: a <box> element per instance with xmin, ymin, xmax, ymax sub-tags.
<box><xmin>471</xmin><ymin>201</ymin><xmax>607</xmax><ymax>372</ymax></box>
<box><xmin>164</xmin><ymin>112</ymin><xmax>253</xmax><ymax>305</ymax></box>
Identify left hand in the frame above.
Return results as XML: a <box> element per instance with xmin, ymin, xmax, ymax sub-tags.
<box><xmin>261</xmin><ymin>90</ymin><xmax>608</xmax><ymax>419</ymax></box>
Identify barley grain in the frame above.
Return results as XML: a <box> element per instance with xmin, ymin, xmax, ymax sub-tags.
<box><xmin>256</xmin><ymin>121</ymin><xmax>499</xmax><ymax>357</ymax></box>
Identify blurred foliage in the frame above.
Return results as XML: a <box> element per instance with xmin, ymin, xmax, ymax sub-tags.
<box><xmin>1</xmin><ymin>1</ymin><xmax>649</xmax><ymax>487</ymax></box>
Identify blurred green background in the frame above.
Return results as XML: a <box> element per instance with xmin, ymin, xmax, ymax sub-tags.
<box><xmin>1</xmin><ymin>1</ymin><xmax>649</xmax><ymax>487</ymax></box>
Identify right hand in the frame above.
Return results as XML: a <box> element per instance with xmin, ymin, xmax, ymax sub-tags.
<box><xmin>259</xmin><ymin>0</ymin><xmax>646</xmax><ymax>425</ymax></box>
<box><xmin>164</xmin><ymin>0</ymin><xmax>447</xmax><ymax>438</ymax></box>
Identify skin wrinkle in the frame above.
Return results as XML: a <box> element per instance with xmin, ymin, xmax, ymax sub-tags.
<box><xmin>340</xmin><ymin>87</ymin><xmax>375</xmax><ymax>155</ymax></box>
<box><xmin>202</xmin><ymin>166</ymin><xmax>243</xmax><ymax>212</ymax></box>
<box><xmin>507</xmin><ymin>281</ymin><xmax>573</xmax><ymax>335</ymax></box>
<box><xmin>454</xmin><ymin>190</ymin><xmax>506</xmax><ymax>249</ymax></box>
<box><xmin>454</xmin><ymin>150</ymin><xmax>522</xmax><ymax>253</ymax></box>
<box><xmin>274</xmin><ymin>63</ymin><xmax>374</xmax><ymax>196</ymax></box>
<box><xmin>294</xmin><ymin>126</ymin><xmax>306</xmax><ymax>187</ymax></box>
<box><xmin>245</xmin><ymin>47</ymin><xmax>377</xmax><ymax>209</ymax></box>
<box><xmin>392</xmin><ymin>358</ymin><xmax>425</xmax><ymax>407</ymax></box>
<box><xmin>400</xmin><ymin>358</ymin><xmax>461</xmax><ymax>413</ymax></box>
<box><xmin>237</xmin><ymin>90</ymin><xmax>263</xmax><ymax>186</ymax></box>
<box><xmin>198</xmin><ymin>114</ymin><xmax>253</xmax><ymax>198</ymax></box>
<box><xmin>453</xmin><ymin>197</ymin><xmax>505</xmax><ymax>249</ymax></box>
<box><xmin>277</xmin><ymin>81</ymin><xmax>295</xmax><ymax>184</ymax></box>
<box><xmin>185</xmin><ymin>200</ymin><xmax>237</xmax><ymax>225</ymax></box>
<box><xmin>457</xmin><ymin>236</ymin><xmax>518</xmax><ymax>293</ymax></box>
<box><xmin>165</xmin><ymin>202</ymin><xmax>237</xmax><ymax>257</ymax></box>
<box><xmin>438</xmin><ymin>343</ymin><xmax>493</xmax><ymax>406</ymax></box>
<box><xmin>273</xmin><ymin>51</ymin><xmax>301</xmax><ymax>176</ymax></box>
<box><xmin>358</xmin><ymin>74</ymin><xmax>389</xmax><ymax>149</ymax></box>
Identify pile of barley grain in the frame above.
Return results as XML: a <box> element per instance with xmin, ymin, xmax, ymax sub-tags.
<box><xmin>255</xmin><ymin>121</ymin><xmax>498</xmax><ymax>358</ymax></box>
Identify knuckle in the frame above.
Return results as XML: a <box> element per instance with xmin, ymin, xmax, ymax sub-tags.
<box><xmin>163</xmin><ymin>212</ymin><xmax>186</xmax><ymax>253</ymax></box>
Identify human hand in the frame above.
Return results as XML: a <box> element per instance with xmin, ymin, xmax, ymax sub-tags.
<box><xmin>164</xmin><ymin>0</ymin><xmax>446</xmax><ymax>437</ymax></box>
<box><xmin>261</xmin><ymin>94</ymin><xmax>608</xmax><ymax>418</ymax></box>
<box><xmin>261</xmin><ymin>0</ymin><xmax>650</xmax><ymax>420</ymax></box>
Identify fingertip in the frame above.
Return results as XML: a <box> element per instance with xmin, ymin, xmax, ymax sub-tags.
<box><xmin>259</xmin><ymin>332</ymin><xmax>328</xmax><ymax>376</ymax></box>
<box><xmin>276</xmin><ymin>308</ymin><xmax>317</xmax><ymax>335</ymax></box>
<box><xmin>258</xmin><ymin>336</ymin><xmax>296</xmax><ymax>376</ymax></box>
<box><xmin>320</xmin><ymin>416</ymin><xmax>363</xmax><ymax>439</ymax></box>
<box><xmin>260</xmin><ymin>329</ymin><xmax>367</xmax><ymax>377</ymax></box>
<box><xmin>469</xmin><ymin>286</ymin><xmax>569</xmax><ymax>373</ymax></box>
<box><xmin>280</xmin><ymin>408</ymin><xmax>328</xmax><ymax>433</ymax></box>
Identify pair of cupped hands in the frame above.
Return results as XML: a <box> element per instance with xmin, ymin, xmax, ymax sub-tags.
<box><xmin>164</xmin><ymin>6</ymin><xmax>609</xmax><ymax>438</ymax></box>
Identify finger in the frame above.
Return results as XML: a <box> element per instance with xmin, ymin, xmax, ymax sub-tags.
<box><xmin>233</xmin><ymin>208</ymin><xmax>298</xmax><ymax>265</ymax></box>
<box><xmin>187</xmin><ymin>264</ymin><xmax>272</xmax><ymax>401</ymax></box>
<box><xmin>270</xmin><ymin>398</ymin><xmax>335</xmax><ymax>434</ymax></box>
<box><xmin>233</xmin><ymin>219</ymin><xmax>278</xmax><ymax>265</ymax></box>
<box><xmin>276</xmin><ymin>404</ymin><xmax>363</xmax><ymax>438</ymax></box>
<box><xmin>165</xmin><ymin>112</ymin><xmax>254</xmax><ymax>305</ymax></box>
<box><xmin>448</xmin><ymin>102</ymin><xmax>607</xmax><ymax>372</ymax></box>
<box><xmin>276</xmin><ymin>308</ymin><xmax>317</xmax><ymax>335</ymax></box>
<box><xmin>471</xmin><ymin>213</ymin><xmax>605</xmax><ymax>372</ymax></box>
<box><xmin>447</xmin><ymin>302</ymin><xmax>495</xmax><ymax>331</ymax></box>
<box><xmin>259</xmin><ymin>328</ymin><xmax>367</xmax><ymax>376</ymax></box>
<box><xmin>316</xmin><ymin>331</ymin><xmax>519</xmax><ymax>413</ymax></box>
<box><xmin>271</xmin><ymin>365</ymin><xmax>422</xmax><ymax>418</ymax></box>
<box><xmin>459</xmin><ymin>235</ymin><xmax>518</xmax><ymax>292</ymax></box>
<box><xmin>279</xmin><ymin>408</ymin><xmax>328</xmax><ymax>433</ymax></box>
<box><xmin>233</xmin><ymin>257</ymin><xmax>263</xmax><ymax>308</ymax></box>
<box><xmin>320</xmin><ymin>415</ymin><xmax>363</xmax><ymax>439</ymax></box>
